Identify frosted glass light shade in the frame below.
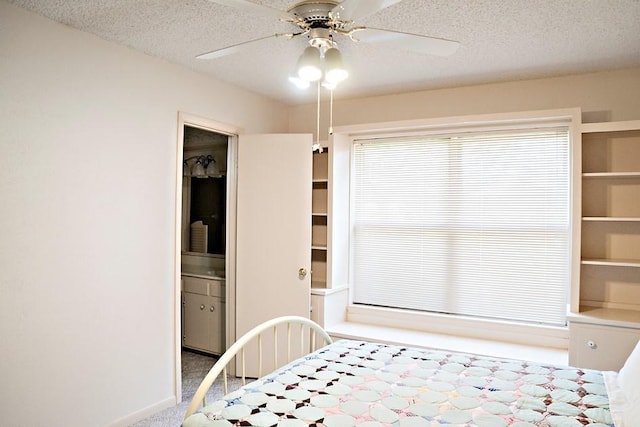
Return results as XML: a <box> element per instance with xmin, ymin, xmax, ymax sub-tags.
<box><xmin>324</xmin><ymin>47</ymin><xmax>348</xmax><ymax>84</ymax></box>
<box><xmin>297</xmin><ymin>47</ymin><xmax>322</xmax><ymax>82</ymax></box>
<box><xmin>193</xmin><ymin>160</ymin><xmax>206</xmax><ymax>178</ymax></box>
<box><xmin>206</xmin><ymin>160</ymin><xmax>219</xmax><ymax>176</ymax></box>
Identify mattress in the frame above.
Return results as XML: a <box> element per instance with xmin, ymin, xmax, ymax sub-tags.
<box><xmin>183</xmin><ymin>339</ymin><xmax>614</xmax><ymax>427</ymax></box>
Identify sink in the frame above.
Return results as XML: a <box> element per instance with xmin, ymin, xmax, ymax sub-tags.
<box><xmin>181</xmin><ymin>264</ymin><xmax>225</xmax><ymax>279</ymax></box>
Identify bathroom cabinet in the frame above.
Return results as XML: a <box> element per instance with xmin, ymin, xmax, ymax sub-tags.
<box><xmin>181</xmin><ymin>275</ymin><xmax>225</xmax><ymax>355</ymax></box>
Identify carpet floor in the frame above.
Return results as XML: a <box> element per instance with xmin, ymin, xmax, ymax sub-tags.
<box><xmin>130</xmin><ymin>349</ymin><xmax>239</xmax><ymax>427</ymax></box>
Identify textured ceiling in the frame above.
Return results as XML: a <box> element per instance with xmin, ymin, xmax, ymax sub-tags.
<box><xmin>9</xmin><ymin>0</ymin><xmax>640</xmax><ymax>105</ymax></box>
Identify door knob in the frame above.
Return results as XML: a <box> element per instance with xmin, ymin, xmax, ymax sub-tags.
<box><xmin>298</xmin><ymin>267</ymin><xmax>307</xmax><ymax>279</ymax></box>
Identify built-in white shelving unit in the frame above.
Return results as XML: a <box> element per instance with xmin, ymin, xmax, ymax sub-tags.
<box><xmin>311</xmin><ymin>147</ymin><xmax>329</xmax><ymax>289</ymax></box>
<box><xmin>309</xmin><ymin>141</ymin><xmax>350</xmax><ymax>328</ymax></box>
<box><xmin>568</xmin><ymin>119</ymin><xmax>640</xmax><ymax>370</ymax></box>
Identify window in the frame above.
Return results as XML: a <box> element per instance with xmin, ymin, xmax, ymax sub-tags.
<box><xmin>351</xmin><ymin>127</ymin><xmax>571</xmax><ymax>327</ymax></box>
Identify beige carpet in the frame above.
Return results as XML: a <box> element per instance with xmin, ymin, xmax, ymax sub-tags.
<box><xmin>130</xmin><ymin>350</ymin><xmax>241</xmax><ymax>427</ymax></box>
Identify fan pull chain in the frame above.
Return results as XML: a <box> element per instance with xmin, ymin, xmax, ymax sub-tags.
<box><xmin>328</xmin><ymin>88</ymin><xmax>334</xmax><ymax>136</ymax></box>
<box><xmin>313</xmin><ymin>81</ymin><xmax>323</xmax><ymax>152</ymax></box>
<box><xmin>316</xmin><ymin>81</ymin><xmax>321</xmax><ymax>146</ymax></box>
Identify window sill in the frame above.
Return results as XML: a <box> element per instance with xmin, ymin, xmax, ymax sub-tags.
<box><xmin>325</xmin><ymin>320</ymin><xmax>568</xmax><ymax>366</ymax></box>
<box><xmin>324</xmin><ymin>304</ymin><xmax>569</xmax><ymax>365</ymax></box>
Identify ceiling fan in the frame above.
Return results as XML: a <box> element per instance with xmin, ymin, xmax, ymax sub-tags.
<box><xmin>198</xmin><ymin>0</ymin><xmax>460</xmax><ymax>62</ymax></box>
<box><xmin>199</xmin><ymin>0</ymin><xmax>460</xmax><ymax>147</ymax></box>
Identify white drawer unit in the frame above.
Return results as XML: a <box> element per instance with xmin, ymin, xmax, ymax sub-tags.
<box><xmin>569</xmin><ymin>320</ymin><xmax>640</xmax><ymax>371</ymax></box>
<box><xmin>181</xmin><ymin>276</ymin><xmax>226</xmax><ymax>355</ymax></box>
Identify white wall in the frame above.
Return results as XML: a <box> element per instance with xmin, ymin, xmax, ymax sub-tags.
<box><xmin>0</xmin><ymin>2</ymin><xmax>289</xmax><ymax>426</ymax></box>
<box><xmin>288</xmin><ymin>67</ymin><xmax>640</xmax><ymax>137</ymax></box>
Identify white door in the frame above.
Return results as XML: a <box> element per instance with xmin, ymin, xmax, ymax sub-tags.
<box><xmin>236</xmin><ymin>133</ymin><xmax>312</xmax><ymax>375</ymax></box>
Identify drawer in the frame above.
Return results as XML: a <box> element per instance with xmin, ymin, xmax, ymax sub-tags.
<box><xmin>182</xmin><ymin>276</ymin><xmax>225</xmax><ymax>297</ymax></box>
<box><xmin>569</xmin><ymin>322</ymin><xmax>640</xmax><ymax>371</ymax></box>
<box><xmin>209</xmin><ymin>281</ymin><xmax>225</xmax><ymax>298</ymax></box>
<box><xmin>182</xmin><ymin>276</ymin><xmax>209</xmax><ymax>295</ymax></box>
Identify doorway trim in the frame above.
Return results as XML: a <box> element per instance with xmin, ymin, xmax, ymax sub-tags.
<box><xmin>174</xmin><ymin>112</ymin><xmax>240</xmax><ymax>403</ymax></box>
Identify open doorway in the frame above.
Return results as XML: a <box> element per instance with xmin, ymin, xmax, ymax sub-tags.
<box><xmin>174</xmin><ymin>115</ymin><xmax>314</xmax><ymax>402</ymax></box>
<box><xmin>174</xmin><ymin>113</ymin><xmax>239</xmax><ymax>403</ymax></box>
<box><xmin>180</xmin><ymin>125</ymin><xmax>228</xmax><ymax>355</ymax></box>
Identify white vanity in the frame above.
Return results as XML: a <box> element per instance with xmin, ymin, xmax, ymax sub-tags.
<box><xmin>181</xmin><ymin>264</ymin><xmax>225</xmax><ymax>355</ymax></box>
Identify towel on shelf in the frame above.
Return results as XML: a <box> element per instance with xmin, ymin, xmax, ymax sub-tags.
<box><xmin>190</xmin><ymin>221</ymin><xmax>208</xmax><ymax>253</ymax></box>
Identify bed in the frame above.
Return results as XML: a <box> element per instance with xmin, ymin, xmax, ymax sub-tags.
<box><xmin>182</xmin><ymin>316</ymin><xmax>640</xmax><ymax>427</ymax></box>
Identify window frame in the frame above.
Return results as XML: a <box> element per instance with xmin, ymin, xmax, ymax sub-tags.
<box><xmin>331</xmin><ymin>108</ymin><xmax>582</xmax><ymax>347</ymax></box>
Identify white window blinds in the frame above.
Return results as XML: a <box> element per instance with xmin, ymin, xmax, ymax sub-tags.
<box><xmin>352</xmin><ymin>128</ymin><xmax>570</xmax><ymax>326</ymax></box>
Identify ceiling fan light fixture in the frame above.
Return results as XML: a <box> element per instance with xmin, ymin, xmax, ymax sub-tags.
<box><xmin>297</xmin><ymin>46</ymin><xmax>323</xmax><ymax>82</ymax></box>
<box><xmin>193</xmin><ymin>158</ymin><xmax>206</xmax><ymax>178</ymax></box>
<box><xmin>323</xmin><ymin>47</ymin><xmax>348</xmax><ymax>85</ymax></box>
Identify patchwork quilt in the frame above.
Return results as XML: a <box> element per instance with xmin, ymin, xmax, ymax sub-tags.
<box><xmin>183</xmin><ymin>339</ymin><xmax>614</xmax><ymax>427</ymax></box>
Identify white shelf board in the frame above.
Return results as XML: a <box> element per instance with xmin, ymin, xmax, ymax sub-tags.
<box><xmin>581</xmin><ymin>120</ymin><xmax>640</xmax><ymax>133</ymax></box>
<box><xmin>582</xmin><ymin>217</ymin><xmax>640</xmax><ymax>222</ymax></box>
<box><xmin>568</xmin><ymin>307</ymin><xmax>640</xmax><ymax>329</ymax></box>
<box><xmin>583</xmin><ymin>172</ymin><xmax>640</xmax><ymax>178</ymax></box>
<box><xmin>310</xmin><ymin>285</ymin><xmax>348</xmax><ymax>296</ymax></box>
<box><xmin>581</xmin><ymin>258</ymin><xmax>640</xmax><ymax>268</ymax></box>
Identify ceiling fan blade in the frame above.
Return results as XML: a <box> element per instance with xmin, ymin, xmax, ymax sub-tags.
<box><xmin>208</xmin><ymin>0</ymin><xmax>296</xmax><ymax>21</ymax></box>
<box><xmin>197</xmin><ymin>34</ymin><xmax>282</xmax><ymax>60</ymax></box>
<box><xmin>331</xmin><ymin>0</ymin><xmax>404</xmax><ymax>21</ymax></box>
<box><xmin>352</xmin><ymin>28</ymin><xmax>460</xmax><ymax>56</ymax></box>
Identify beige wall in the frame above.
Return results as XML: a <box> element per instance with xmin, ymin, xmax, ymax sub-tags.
<box><xmin>0</xmin><ymin>2</ymin><xmax>288</xmax><ymax>426</ymax></box>
<box><xmin>288</xmin><ymin>68</ymin><xmax>640</xmax><ymax>138</ymax></box>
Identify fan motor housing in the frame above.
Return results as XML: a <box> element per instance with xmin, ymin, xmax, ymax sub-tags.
<box><xmin>289</xmin><ymin>0</ymin><xmax>340</xmax><ymax>28</ymax></box>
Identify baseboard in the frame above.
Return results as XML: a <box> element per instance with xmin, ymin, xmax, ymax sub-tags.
<box><xmin>107</xmin><ymin>396</ymin><xmax>176</xmax><ymax>427</ymax></box>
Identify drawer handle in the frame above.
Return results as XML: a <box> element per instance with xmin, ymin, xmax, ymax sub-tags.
<box><xmin>210</xmin><ymin>306</ymin><xmax>215</xmax><ymax>312</ymax></box>
<box><xmin>200</xmin><ymin>304</ymin><xmax>205</xmax><ymax>310</ymax></box>
<box><xmin>587</xmin><ymin>340</ymin><xmax>597</xmax><ymax>349</ymax></box>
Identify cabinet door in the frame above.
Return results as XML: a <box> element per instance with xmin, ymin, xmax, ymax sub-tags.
<box><xmin>208</xmin><ymin>297</ymin><xmax>225</xmax><ymax>355</ymax></box>
<box><xmin>236</xmin><ymin>133</ymin><xmax>313</xmax><ymax>374</ymax></box>
<box><xmin>569</xmin><ymin>322</ymin><xmax>640</xmax><ymax>370</ymax></box>
<box><xmin>182</xmin><ymin>292</ymin><xmax>212</xmax><ymax>352</ymax></box>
